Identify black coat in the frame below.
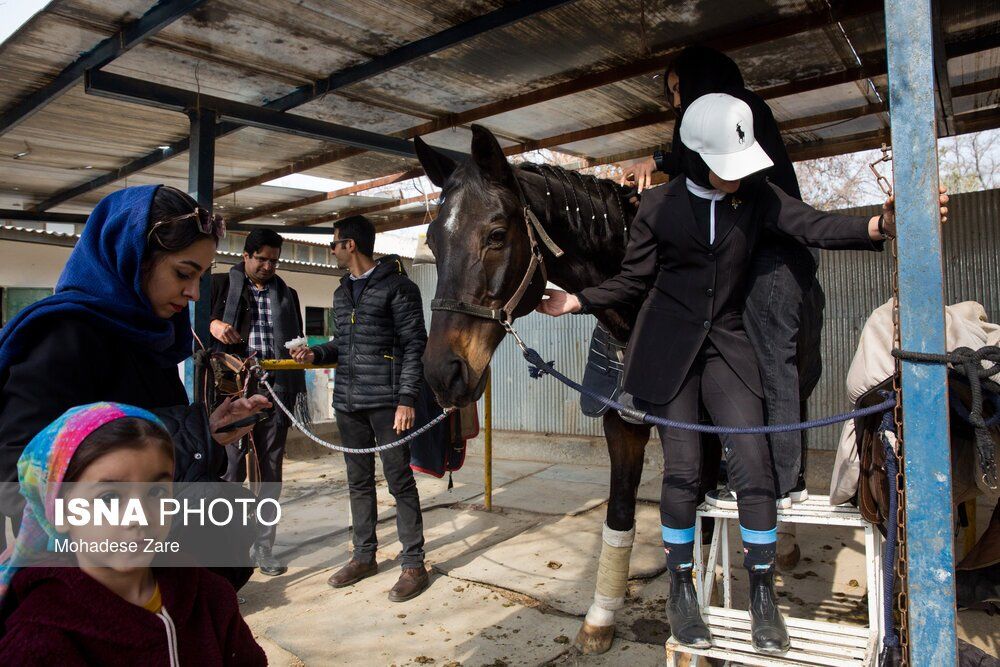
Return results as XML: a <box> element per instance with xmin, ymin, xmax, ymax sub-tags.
<box><xmin>0</xmin><ymin>315</ymin><xmax>224</xmax><ymax>517</ymax></box>
<box><xmin>311</xmin><ymin>255</ymin><xmax>427</xmax><ymax>412</ymax></box>
<box><xmin>578</xmin><ymin>177</ymin><xmax>880</xmax><ymax>404</ymax></box>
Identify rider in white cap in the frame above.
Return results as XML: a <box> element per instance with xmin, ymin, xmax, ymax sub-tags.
<box><xmin>539</xmin><ymin>92</ymin><xmax>947</xmax><ymax>655</ymax></box>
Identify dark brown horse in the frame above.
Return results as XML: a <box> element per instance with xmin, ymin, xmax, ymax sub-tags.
<box><xmin>415</xmin><ymin>125</ymin><xmax>652</xmax><ymax>653</ymax></box>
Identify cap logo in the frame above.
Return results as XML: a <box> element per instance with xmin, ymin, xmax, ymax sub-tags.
<box><xmin>736</xmin><ymin>122</ymin><xmax>745</xmax><ymax>145</ymax></box>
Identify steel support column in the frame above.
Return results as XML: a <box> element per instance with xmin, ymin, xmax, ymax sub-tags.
<box><xmin>185</xmin><ymin>107</ymin><xmax>216</xmax><ymax>398</ymax></box>
<box><xmin>884</xmin><ymin>1</ymin><xmax>956</xmax><ymax>663</ymax></box>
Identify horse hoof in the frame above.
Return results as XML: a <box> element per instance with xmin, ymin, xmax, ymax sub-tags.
<box><xmin>575</xmin><ymin>621</ymin><xmax>615</xmax><ymax>654</ymax></box>
<box><xmin>777</xmin><ymin>542</ymin><xmax>801</xmax><ymax>570</ymax></box>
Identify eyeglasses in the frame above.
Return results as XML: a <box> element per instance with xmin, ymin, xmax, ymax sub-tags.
<box><xmin>147</xmin><ymin>208</ymin><xmax>226</xmax><ymax>247</ymax></box>
<box><xmin>251</xmin><ymin>255</ymin><xmax>279</xmax><ymax>267</ymax></box>
<box><xmin>329</xmin><ymin>238</ymin><xmax>353</xmax><ymax>250</ymax></box>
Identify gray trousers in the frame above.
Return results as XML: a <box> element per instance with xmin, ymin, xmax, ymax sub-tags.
<box><xmin>335</xmin><ymin>407</ymin><xmax>425</xmax><ymax>569</ymax></box>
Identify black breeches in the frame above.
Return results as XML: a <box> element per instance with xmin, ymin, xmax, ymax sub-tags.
<box><xmin>639</xmin><ymin>341</ymin><xmax>777</xmax><ymax>534</ymax></box>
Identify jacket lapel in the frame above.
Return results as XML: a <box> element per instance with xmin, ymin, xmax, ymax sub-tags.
<box><xmin>667</xmin><ymin>176</ymin><xmax>712</xmax><ymax>250</ymax></box>
<box><xmin>712</xmin><ymin>193</ymin><xmax>752</xmax><ymax>248</ymax></box>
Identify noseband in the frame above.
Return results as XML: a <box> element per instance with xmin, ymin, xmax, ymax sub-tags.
<box><xmin>431</xmin><ymin>176</ymin><xmax>565</xmax><ymax>326</ymax></box>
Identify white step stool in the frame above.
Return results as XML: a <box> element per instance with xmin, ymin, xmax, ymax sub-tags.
<box><xmin>665</xmin><ymin>495</ymin><xmax>886</xmax><ymax>666</ymax></box>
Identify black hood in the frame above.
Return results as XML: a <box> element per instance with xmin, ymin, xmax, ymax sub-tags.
<box><xmin>669</xmin><ymin>45</ymin><xmax>745</xmax><ymax>109</ymax></box>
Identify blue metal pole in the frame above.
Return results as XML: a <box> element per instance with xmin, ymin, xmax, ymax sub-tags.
<box><xmin>884</xmin><ymin>1</ymin><xmax>957</xmax><ymax>664</ymax></box>
<box><xmin>184</xmin><ymin>107</ymin><xmax>217</xmax><ymax>401</ymax></box>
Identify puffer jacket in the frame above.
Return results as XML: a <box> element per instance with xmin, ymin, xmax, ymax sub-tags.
<box><xmin>311</xmin><ymin>255</ymin><xmax>426</xmax><ymax>412</ymax></box>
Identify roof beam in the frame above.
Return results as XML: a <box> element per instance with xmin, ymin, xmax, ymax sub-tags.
<box><xmin>952</xmin><ymin>75</ymin><xmax>1000</xmax><ymax>98</ymax></box>
<box><xmin>228</xmin><ymin>168</ymin><xmax>423</xmax><ymax>223</ymax></box>
<box><xmin>235</xmin><ymin>112</ymin><xmax>675</xmax><ymax>223</ymax></box>
<box><xmin>0</xmin><ymin>0</ymin><xmax>206</xmax><ymax>137</ymax></box>
<box><xmin>84</xmin><ymin>70</ymin><xmax>468</xmax><ymax>162</ymax></box>
<box><xmin>931</xmin><ymin>0</ymin><xmax>956</xmax><ymax>134</ymax></box>
<box><xmin>236</xmin><ymin>96</ymin><xmax>889</xmax><ymax>224</ymax></box>
<box><xmin>31</xmin><ymin>0</ymin><xmax>576</xmax><ymax>211</ymax></box>
<box><xmin>302</xmin><ymin>192</ymin><xmax>440</xmax><ymax>227</ymax></box>
<box><xmin>206</xmin><ymin>0</ymin><xmax>886</xmax><ymax>201</ymax></box>
<box><xmin>0</xmin><ymin>209</ymin><xmax>89</xmax><ymax>224</ymax></box>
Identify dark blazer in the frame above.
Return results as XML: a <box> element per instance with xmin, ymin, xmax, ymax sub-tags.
<box><xmin>578</xmin><ymin>177</ymin><xmax>881</xmax><ymax>404</ymax></box>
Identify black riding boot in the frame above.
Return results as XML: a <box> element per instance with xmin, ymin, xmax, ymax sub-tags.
<box><xmin>666</xmin><ymin>566</ymin><xmax>712</xmax><ymax>648</ymax></box>
<box><xmin>748</xmin><ymin>565</ymin><xmax>790</xmax><ymax>654</ymax></box>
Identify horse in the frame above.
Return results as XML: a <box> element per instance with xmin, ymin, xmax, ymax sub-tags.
<box><xmin>415</xmin><ymin>124</ymin><xmax>653</xmax><ymax>653</ymax></box>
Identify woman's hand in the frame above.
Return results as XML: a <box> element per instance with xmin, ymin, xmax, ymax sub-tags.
<box><xmin>536</xmin><ymin>289</ymin><xmax>582</xmax><ymax>317</ymax></box>
<box><xmin>869</xmin><ymin>185</ymin><xmax>949</xmax><ymax>240</ymax></box>
<box><xmin>210</xmin><ymin>394</ymin><xmax>272</xmax><ymax>446</ymax></box>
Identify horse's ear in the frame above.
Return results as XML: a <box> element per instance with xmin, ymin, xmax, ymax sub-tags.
<box><xmin>471</xmin><ymin>124</ymin><xmax>514</xmax><ymax>186</ymax></box>
<box><xmin>414</xmin><ymin>136</ymin><xmax>456</xmax><ymax>188</ymax></box>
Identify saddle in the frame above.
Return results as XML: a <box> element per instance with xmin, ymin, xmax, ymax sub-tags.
<box><xmin>854</xmin><ymin>372</ymin><xmax>1000</xmax><ymax>530</ymax></box>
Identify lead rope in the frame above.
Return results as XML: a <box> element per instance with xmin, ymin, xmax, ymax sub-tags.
<box><xmin>252</xmin><ymin>366</ymin><xmax>453</xmax><ymax>454</ymax></box>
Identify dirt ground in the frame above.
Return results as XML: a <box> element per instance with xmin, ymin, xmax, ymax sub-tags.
<box><xmin>240</xmin><ymin>441</ymin><xmax>998</xmax><ymax>666</ymax></box>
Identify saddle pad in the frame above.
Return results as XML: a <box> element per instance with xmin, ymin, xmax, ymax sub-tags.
<box><xmin>581</xmin><ymin>322</ymin><xmax>626</xmax><ymax>417</ymax></box>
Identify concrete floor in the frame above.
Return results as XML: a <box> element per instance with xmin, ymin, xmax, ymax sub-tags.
<box><xmin>243</xmin><ymin>435</ymin><xmax>999</xmax><ymax>666</ymax></box>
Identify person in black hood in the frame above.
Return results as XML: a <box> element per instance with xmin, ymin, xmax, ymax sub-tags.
<box><xmin>539</xmin><ymin>93</ymin><xmax>917</xmax><ymax>655</ymax></box>
<box><xmin>626</xmin><ymin>45</ymin><xmax>818</xmax><ymax>518</ymax></box>
<box><xmin>291</xmin><ymin>215</ymin><xmax>431</xmax><ymax>602</ymax></box>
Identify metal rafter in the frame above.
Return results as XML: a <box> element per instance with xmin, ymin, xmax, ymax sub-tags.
<box><xmin>31</xmin><ymin>0</ymin><xmax>577</xmax><ymax>211</ymax></box>
<box><xmin>82</xmin><ymin>70</ymin><xmax>468</xmax><ymax>162</ymax></box>
<box><xmin>202</xmin><ymin>0</ymin><xmax>886</xmax><ymax>202</ymax></box>
<box><xmin>0</xmin><ymin>0</ymin><xmax>207</xmax><ymax>137</ymax></box>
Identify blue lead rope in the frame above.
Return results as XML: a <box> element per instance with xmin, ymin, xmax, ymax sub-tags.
<box><xmin>519</xmin><ymin>345</ymin><xmax>896</xmax><ymax>435</ymax></box>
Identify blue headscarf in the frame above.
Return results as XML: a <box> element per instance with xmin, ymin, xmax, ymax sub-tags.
<box><xmin>0</xmin><ymin>185</ymin><xmax>194</xmax><ymax>379</ymax></box>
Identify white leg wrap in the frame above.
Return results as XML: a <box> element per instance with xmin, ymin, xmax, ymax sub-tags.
<box><xmin>585</xmin><ymin>523</ymin><xmax>635</xmax><ymax>627</ymax></box>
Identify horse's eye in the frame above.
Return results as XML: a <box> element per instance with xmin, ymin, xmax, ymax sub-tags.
<box><xmin>487</xmin><ymin>228</ymin><xmax>506</xmax><ymax>247</ymax></box>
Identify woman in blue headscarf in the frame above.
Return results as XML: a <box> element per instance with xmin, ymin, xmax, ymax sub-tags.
<box><xmin>0</xmin><ymin>185</ymin><xmax>269</xmax><ymax>536</ymax></box>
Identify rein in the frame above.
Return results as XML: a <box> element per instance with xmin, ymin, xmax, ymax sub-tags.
<box><xmin>431</xmin><ymin>174</ymin><xmax>565</xmax><ymax>325</ymax></box>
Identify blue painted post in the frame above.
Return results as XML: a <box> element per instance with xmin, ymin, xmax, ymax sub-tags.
<box><xmin>884</xmin><ymin>1</ymin><xmax>957</xmax><ymax>664</ymax></box>
<box><xmin>184</xmin><ymin>107</ymin><xmax>217</xmax><ymax>401</ymax></box>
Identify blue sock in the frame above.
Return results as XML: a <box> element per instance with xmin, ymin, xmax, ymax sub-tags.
<box><xmin>740</xmin><ymin>525</ymin><xmax>777</xmax><ymax>570</ymax></box>
<box><xmin>662</xmin><ymin>524</ymin><xmax>696</xmax><ymax>570</ymax></box>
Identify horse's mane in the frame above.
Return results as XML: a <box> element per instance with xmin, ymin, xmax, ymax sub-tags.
<box><xmin>516</xmin><ymin>162</ymin><xmax>636</xmax><ymax>251</ymax></box>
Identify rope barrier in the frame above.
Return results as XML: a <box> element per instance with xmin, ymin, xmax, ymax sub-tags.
<box><xmin>516</xmin><ymin>344</ymin><xmax>896</xmax><ymax>434</ymax></box>
<box><xmin>256</xmin><ymin>372</ymin><xmax>453</xmax><ymax>454</ymax></box>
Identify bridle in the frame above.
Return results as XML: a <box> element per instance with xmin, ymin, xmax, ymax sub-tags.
<box><xmin>430</xmin><ymin>175</ymin><xmax>565</xmax><ymax>329</ymax></box>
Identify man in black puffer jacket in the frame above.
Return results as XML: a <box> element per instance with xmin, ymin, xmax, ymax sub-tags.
<box><xmin>293</xmin><ymin>215</ymin><xmax>430</xmax><ymax>601</ymax></box>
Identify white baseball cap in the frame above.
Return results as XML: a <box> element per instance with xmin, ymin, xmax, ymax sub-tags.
<box><xmin>679</xmin><ymin>93</ymin><xmax>773</xmax><ymax>181</ymax></box>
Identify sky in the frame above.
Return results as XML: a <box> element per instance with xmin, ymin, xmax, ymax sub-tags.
<box><xmin>0</xmin><ymin>0</ymin><xmax>50</xmax><ymax>46</ymax></box>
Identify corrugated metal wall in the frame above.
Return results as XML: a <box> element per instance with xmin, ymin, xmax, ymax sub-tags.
<box><xmin>411</xmin><ymin>188</ymin><xmax>1000</xmax><ymax>449</ymax></box>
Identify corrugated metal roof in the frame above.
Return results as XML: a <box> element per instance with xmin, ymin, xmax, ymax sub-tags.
<box><xmin>1</xmin><ymin>0</ymin><xmax>997</xmax><ymax>228</ymax></box>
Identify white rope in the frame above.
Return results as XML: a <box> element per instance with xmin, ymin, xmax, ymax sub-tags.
<box><xmin>258</xmin><ymin>376</ymin><xmax>453</xmax><ymax>454</ymax></box>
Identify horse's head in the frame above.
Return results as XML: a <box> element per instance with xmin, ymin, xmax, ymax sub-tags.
<box><xmin>415</xmin><ymin>125</ymin><xmax>549</xmax><ymax>408</ymax></box>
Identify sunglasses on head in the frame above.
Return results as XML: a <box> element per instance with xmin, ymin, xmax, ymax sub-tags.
<box><xmin>147</xmin><ymin>207</ymin><xmax>226</xmax><ymax>247</ymax></box>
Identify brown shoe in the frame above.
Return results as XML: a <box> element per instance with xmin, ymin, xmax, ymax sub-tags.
<box><xmin>327</xmin><ymin>558</ymin><xmax>378</xmax><ymax>588</ymax></box>
<box><xmin>388</xmin><ymin>566</ymin><xmax>430</xmax><ymax>602</ymax></box>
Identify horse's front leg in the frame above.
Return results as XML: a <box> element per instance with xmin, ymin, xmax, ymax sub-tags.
<box><xmin>576</xmin><ymin>411</ymin><xmax>651</xmax><ymax>654</ymax></box>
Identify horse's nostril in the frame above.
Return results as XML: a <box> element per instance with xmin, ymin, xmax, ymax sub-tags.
<box><xmin>446</xmin><ymin>359</ymin><xmax>467</xmax><ymax>393</ymax></box>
